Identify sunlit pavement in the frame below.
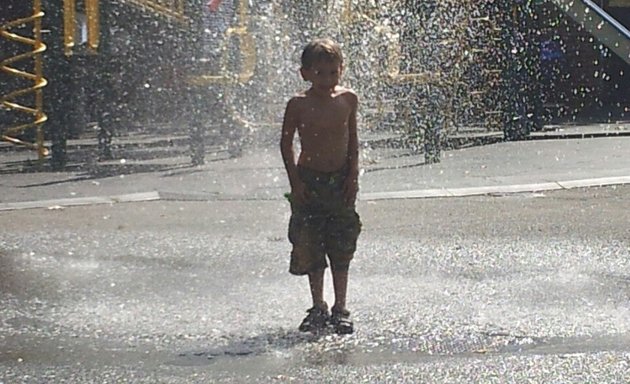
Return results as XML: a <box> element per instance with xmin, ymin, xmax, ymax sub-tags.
<box><xmin>0</xmin><ymin>129</ymin><xmax>629</xmax><ymax>382</ymax></box>
<box><xmin>0</xmin><ymin>187</ymin><xmax>629</xmax><ymax>382</ymax></box>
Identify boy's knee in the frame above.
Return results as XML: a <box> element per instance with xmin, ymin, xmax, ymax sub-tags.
<box><xmin>330</xmin><ymin>263</ymin><xmax>350</xmax><ymax>272</ymax></box>
<box><xmin>329</xmin><ymin>253</ymin><xmax>353</xmax><ymax>272</ymax></box>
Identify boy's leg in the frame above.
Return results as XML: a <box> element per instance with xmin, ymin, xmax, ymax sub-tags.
<box><xmin>330</xmin><ymin>260</ymin><xmax>354</xmax><ymax>335</ymax></box>
<box><xmin>330</xmin><ymin>264</ymin><xmax>349</xmax><ymax>312</ymax></box>
<box><xmin>326</xmin><ymin>208</ymin><xmax>360</xmax><ymax>313</ymax></box>
<box><xmin>298</xmin><ymin>268</ymin><xmax>329</xmax><ymax>332</ymax></box>
<box><xmin>308</xmin><ymin>268</ymin><xmax>327</xmax><ymax>310</ymax></box>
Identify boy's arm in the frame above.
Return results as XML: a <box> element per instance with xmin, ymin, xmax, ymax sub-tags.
<box><xmin>347</xmin><ymin>92</ymin><xmax>359</xmax><ymax>176</ymax></box>
<box><xmin>280</xmin><ymin>97</ymin><xmax>307</xmax><ymax>202</ymax></box>
<box><xmin>343</xmin><ymin>92</ymin><xmax>360</xmax><ymax>205</ymax></box>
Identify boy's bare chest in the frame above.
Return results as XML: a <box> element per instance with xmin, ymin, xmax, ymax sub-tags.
<box><xmin>299</xmin><ymin>98</ymin><xmax>350</xmax><ymax>127</ymax></box>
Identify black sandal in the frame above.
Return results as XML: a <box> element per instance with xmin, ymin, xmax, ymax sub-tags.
<box><xmin>298</xmin><ymin>305</ymin><xmax>330</xmax><ymax>332</ymax></box>
<box><xmin>331</xmin><ymin>308</ymin><xmax>353</xmax><ymax>335</ymax></box>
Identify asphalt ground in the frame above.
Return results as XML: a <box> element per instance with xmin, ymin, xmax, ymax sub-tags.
<box><xmin>1</xmin><ymin>125</ymin><xmax>629</xmax><ymax>382</ymax></box>
<box><xmin>0</xmin><ymin>186</ymin><xmax>629</xmax><ymax>383</ymax></box>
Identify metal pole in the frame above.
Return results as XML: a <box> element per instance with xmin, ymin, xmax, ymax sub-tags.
<box><xmin>33</xmin><ymin>0</ymin><xmax>46</xmax><ymax>160</ymax></box>
<box><xmin>86</xmin><ymin>0</ymin><xmax>100</xmax><ymax>52</ymax></box>
<box><xmin>63</xmin><ymin>0</ymin><xmax>75</xmax><ymax>56</ymax></box>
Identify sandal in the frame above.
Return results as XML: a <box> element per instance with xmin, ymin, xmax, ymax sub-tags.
<box><xmin>298</xmin><ymin>305</ymin><xmax>330</xmax><ymax>332</ymax></box>
<box><xmin>331</xmin><ymin>308</ymin><xmax>354</xmax><ymax>335</ymax></box>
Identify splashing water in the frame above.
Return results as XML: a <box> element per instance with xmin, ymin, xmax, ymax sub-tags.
<box><xmin>54</xmin><ymin>0</ymin><xmax>629</xmax><ymax>153</ymax></box>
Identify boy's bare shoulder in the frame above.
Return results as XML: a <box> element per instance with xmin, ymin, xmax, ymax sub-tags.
<box><xmin>290</xmin><ymin>90</ymin><xmax>309</xmax><ymax>101</ymax></box>
<box><xmin>286</xmin><ymin>91</ymin><xmax>309</xmax><ymax>108</ymax></box>
<box><xmin>335</xmin><ymin>86</ymin><xmax>357</xmax><ymax>96</ymax></box>
<box><xmin>335</xmin><ymin>86</ymin><xmax>358</xmax><ymax>103</ymax></box>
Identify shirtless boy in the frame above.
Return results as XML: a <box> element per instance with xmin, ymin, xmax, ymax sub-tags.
<box><xmin>280</xmin><ymin>38</ymin><xmax>361</xmax><ymax>334</ymax></box>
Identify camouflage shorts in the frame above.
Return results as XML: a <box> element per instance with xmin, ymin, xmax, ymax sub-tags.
<box><xmin>288</xmin><ymin>166</ymin><xmax>361</xmax><ymax>275</ymax></box>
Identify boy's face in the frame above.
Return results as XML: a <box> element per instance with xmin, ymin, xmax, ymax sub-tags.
<box><xmin>301</xmin><ymin>59</ymin><xmax>343</xmax><ymax>91</ymax></box>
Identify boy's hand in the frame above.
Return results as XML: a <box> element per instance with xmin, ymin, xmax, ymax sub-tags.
<box><xmin>342</xmin><ymin>174</ymin><xmax>359</xmax><ymax>206</ymax></box>
<box><xmin>291</xmin><ymin>180</ymin><xmax>310</xmax><ymax>204</ymax></box>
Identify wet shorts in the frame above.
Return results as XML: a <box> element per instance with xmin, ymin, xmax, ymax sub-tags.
<box><xmin>288</xmin><ymin>165</ymin><xmax>362</xmax><ymax>275</ymax></box>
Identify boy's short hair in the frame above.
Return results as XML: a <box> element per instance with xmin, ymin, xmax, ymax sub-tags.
<box><xmin>301</xmin><ymin>38</ymin><xmax>343</xmax><ymax>69</ymax></box>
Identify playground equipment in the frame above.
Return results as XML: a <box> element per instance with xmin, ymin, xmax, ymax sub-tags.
<box><xmin>1</xmin><ymin>0</ymin><xmax>628</xmax><ymax>168</ymax></box>
<box><xmin>1</xmin><ymin>0</ymin><xmax>48</xmax><ymax>159</ymax></box>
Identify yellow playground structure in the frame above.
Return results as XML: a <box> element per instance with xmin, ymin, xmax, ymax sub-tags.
<box><xmin>1</xmin><ymin>0</ymin><xmax>48</xmax><ymax>159</ymax></box>
<box><xmin>2</xmin><ymin>0</ymin><xmax>629</xmax><ymax>168</ymax></box>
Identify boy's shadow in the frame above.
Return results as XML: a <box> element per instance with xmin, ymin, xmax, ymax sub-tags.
<box><xmin>175</xmin><ymin>328</ymin><xmax>353</xmax><ymax>365</ymax></box>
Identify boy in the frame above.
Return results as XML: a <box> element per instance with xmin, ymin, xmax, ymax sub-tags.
<box><xmin>280</xmin><ymin>38</ymin><xmax>361</xmax><ymax>335</ymax></box>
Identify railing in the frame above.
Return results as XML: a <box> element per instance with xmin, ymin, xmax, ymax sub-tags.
<box><xmin>117</xmin><ymin>0</ymin><xmax>253</xmax><ymax>84</ymax></box>
<box><xmin>340</xmin><ymin>0</ymin><xmax>445</xmax><ymax>85</ymax></box>
<box><xmin>187</xmin><ymin>0</ymin><xmax>256</xmax><ymax>85</ymax></box>
<box><xmin>585</xmin><ymin>0</ymin><xmax>630</xmax><ymax>38</ymax></box>
<box><xmin>0</xmin><ymin>0</ymin><xmax>49</xmax><ymax>158</ymax></box>
<box><xmin>551</xmin><ymin>0</ymin><xmax>630</xmax><ymax>64</ymax></box>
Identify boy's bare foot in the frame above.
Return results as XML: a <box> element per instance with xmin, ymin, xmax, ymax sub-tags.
<box><xmin>298</xmin><ymin>304</ymin><xmax>330</xmax><ymax>332</ymax></box>
<box><xmin>331</xmin><ymin>308</ymin><xmax>353</xmax><ymax>335</ymax></box>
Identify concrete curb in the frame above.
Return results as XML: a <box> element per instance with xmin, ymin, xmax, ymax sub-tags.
<box><xmin>359</xmin><ymin>175</ymin><xmax>630</xmax><ymax>201</ymax></box>
<box><xmin>2</xmin><ymin>176</ymin><xmax>630</xmax><ymax>211</ymax></box>
<box><xmin>529</xmin><ymin>129</ymin><xmax>630</xmax><ymax>140</ymax></box>
<box><xmin>0</xmin><ymin>192</ymin><xmax>161</xmax><ymax>212</ymax></box>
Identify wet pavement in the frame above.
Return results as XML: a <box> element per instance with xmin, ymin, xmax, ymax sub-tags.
<box><xmin>0</xmin><ymin>189</ymin><xmax>629</xmax><ymax>382</ymax></box>
<box><xmin>0</xmin><ymin>125</ymin><xmax>629</xmax><ymax>382</ymax></box>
